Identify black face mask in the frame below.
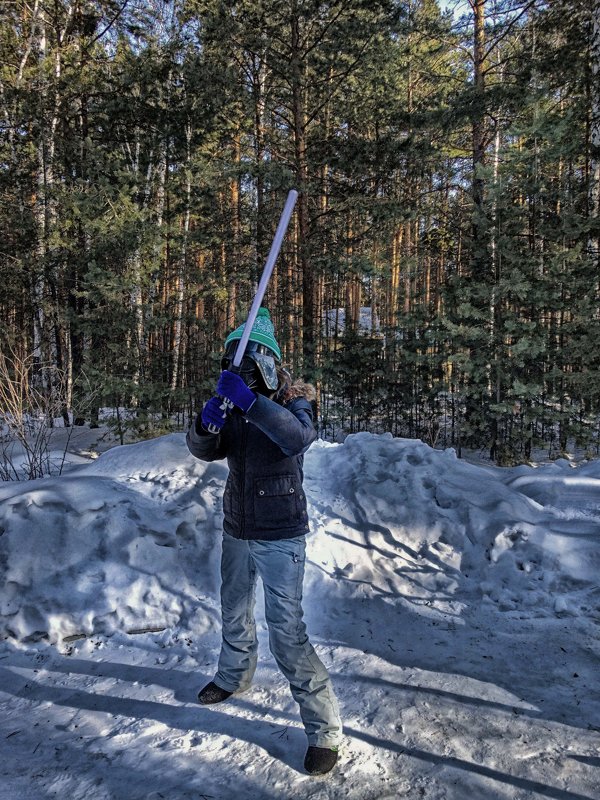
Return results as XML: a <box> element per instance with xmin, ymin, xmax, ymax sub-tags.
<box><xmin>221</xmin><ymin>341</ymin><xmax>279</xmax><ymax>393</ymax></box>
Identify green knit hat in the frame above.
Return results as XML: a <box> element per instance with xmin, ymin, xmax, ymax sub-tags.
<box><xmin>225</xmin><ymin>307</ymin><xmax>281</xmax><ymax>361</ymax></box>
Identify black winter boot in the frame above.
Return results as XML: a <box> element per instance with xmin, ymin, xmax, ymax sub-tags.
<box><xmin>197</xmin><ymin>681</ymin><xmax>233</xmax><ymax>705</ymax></box>
<box><xmin>304</xmin><ymin>745</ymin><xmax>339</xmax><ymax>775</ymax></box>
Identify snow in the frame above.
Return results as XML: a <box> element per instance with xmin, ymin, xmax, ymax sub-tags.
<box><xmin>323</xmin><ymin>307</ymin><xmax>381</xmax><ymax>337</ymax></box>
<box><xmin>1</xmin><ymin>431</ymin><xmax>599</xmax><ymax>799</ymax></box>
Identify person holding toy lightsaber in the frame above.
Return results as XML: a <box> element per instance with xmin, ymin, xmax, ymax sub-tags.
<box><xmin>186</xmin><ymin>191</ymin><xmax>342</xmax><ymax>775</ymax></box>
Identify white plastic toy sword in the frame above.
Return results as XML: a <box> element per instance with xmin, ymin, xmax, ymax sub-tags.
<box><xmin>207</xmin><ymin>189</ymin><xmax>298</xmax><ymax>433</ymax></box>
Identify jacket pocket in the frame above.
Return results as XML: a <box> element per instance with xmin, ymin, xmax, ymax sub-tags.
<box><xmin>253</xmin><ymin>474</ymin><xmax>301</xmax><ymax>530</ymax></box>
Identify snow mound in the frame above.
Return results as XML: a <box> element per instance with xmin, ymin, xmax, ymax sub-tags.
<box><xmin>1</xmin><ymin>431</ymin><xmax>599</xmax><ymax>646</ymax></box>
<box><xmin>0</xmin><ymin>434</ymin><xmax>227</xmax><ymax>644</ymax></box>
<box><xmin>304</xmin><ymin>434</ymin><xmax>600</xmax><ymax>619</ymax></box>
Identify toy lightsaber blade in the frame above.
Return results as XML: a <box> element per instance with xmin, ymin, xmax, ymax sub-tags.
<box><xmin>232</xmin><ymin>188</ymin><xmax>298</xmax><ymax>367</ymax></box>
<box><xmin>207</xmin><ymin>189</ymin><xmax>298</xmax><ymax>433</ymax></box>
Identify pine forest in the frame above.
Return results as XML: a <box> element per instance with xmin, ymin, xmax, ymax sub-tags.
<box><xmin>1</xmin><ymin>0</ymin><xmax>599</xmax><ymax>465</ymax></box>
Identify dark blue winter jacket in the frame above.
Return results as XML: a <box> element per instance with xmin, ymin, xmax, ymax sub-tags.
<box><xmin>186</xmin><ymin>392</ymin><xmax>317</xmax><ymax>541</ymax></box>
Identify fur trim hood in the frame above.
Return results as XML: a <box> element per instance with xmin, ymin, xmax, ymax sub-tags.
<box><xmin>282</xmin><ymin>380</ymin><xmax>316</xmax><ymax>403</ymax></box>
<box><xmin>274</xmin><ymin>366</ymin><xmax>316</xmax><ymax>404</ymax></box>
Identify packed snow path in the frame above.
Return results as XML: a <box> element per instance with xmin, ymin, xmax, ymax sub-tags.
<box><xmin>1</xmin><ymin>433</ymin><xmax>599</xmax><ymax>799</ymax></box>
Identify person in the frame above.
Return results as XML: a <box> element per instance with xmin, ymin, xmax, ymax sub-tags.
<box><xmin>186</xmin><ymin>308</ymin><xmax>342</xmax><ymax>775</ymax></box>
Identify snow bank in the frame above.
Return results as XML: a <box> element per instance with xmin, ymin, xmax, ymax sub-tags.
<box><xmin>305</xmin><ymin>434</ymin><xmax>600</xmax><ymax>619</ymax></box>
<box><xmin>0</xmin><ymin>434</ymin><xmax>227</xmax><ymax>644</ymax></box>
<box><xmin>0</xmin><ymin>432</ymin><xmax>599</xmax><ymax>646</ymax></box>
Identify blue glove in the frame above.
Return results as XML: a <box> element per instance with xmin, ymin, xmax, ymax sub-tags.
<box><xmin>217</xmin><ymin>370</ymin><xmax>257</xmax><ymax>413</ymax></box>
<box><xmin>201</xmin><ymin>396</ymin><xmax>228</xmax><ymax>433</ymax></box>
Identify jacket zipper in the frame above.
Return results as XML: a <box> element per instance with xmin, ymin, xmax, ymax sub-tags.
<box><xmin>239</xmin><ymin>418</ymin><xmax>247</xmax><ymax>538</ymax></box>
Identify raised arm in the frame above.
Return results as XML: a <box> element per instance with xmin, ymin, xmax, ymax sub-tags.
<box><xmin>245</xmin><ymin>395</ymin><xmax>317</xmax><ymax>456</ymax></box>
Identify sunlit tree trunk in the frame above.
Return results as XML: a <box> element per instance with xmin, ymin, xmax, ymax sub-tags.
<box><xmin>471</xmin><ymin>0</ymin><xmax>487</xmax><ymax>242</ymax></box>
<box><xmin>227</xmin><ymin>140</ymin><xmax>241</xmax><ymax>331</ymax></box>
<box><xmin>290</xmin><ymin>1</ymin><xmax>315</xmax><ymax>378</ymax></box>
<box><xmin>31</xmin><ymin>2</ymin><xmax>81</xmax><ymax>427</ymax></box>
<box><xmin>590</xmin><ymin>0</ymin><xmax>600</xmax><ymax>268</ymax></box>
<box><xmin>251</xmin><ymin>49</ymin><xmax>269</xmax><ymax>269</ymax></box>
<box><xmin>170</xmin><ymin>124</ymin><xmax>192</xmax><ymax>393</ymax></box>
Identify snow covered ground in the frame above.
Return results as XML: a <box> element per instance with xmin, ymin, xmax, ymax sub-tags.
<box><xmin>1</xmin><ymin>432</ymin><xmax>599</xmax><ymax>799</ymax></box>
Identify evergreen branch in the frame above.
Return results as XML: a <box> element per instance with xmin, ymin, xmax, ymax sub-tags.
<box><xmin>481</xmin><ymin>0</ymin><xmax>541</xmax><ymax>64</ymax></box>
<box><xmin>84</xmin><ymin>0</ymin><xmax>131</xmax><ymax>52</ymax></box>
<box><xmin>304</xmin><ymin>34</ymin><xmax>378</xmax><ymax>129</ymax></box>
<box><xmin>438</xmin><ymin>35</ymin><xmax>476</xmax><ymax>64</ymax></box>
<box><xmin>16</xmin><ymin>0</ymin><xmax>41</xmax><ymax>85</ymax></box>
<box><xmin>269</xmin><ymin>105</ymin><xmax>294</xmax><ymax>130</ymax></box>
<box><xmin>300</xmin><ymin>1</ymin><xmax>351</xmax><ymax>59</ymax></box>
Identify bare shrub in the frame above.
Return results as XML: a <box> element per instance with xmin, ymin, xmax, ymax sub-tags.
<box><xmin>0</xmin><ymin>343</ymin><xmax>72</xmax><ymax>480</ymax></box>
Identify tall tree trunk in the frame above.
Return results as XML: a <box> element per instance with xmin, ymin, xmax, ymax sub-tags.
<box><xmin>466</xmin><ymin>0</ymin><xmax>492</xmax><ymax>448</ymax></box>
<box><xmin>403</xmin><ymin>221</ymin><xmax>412</xmax><ymax>314</ymax></box>
<box><xmin>291</xmin><ymin>2</ymin><xmax>314</xmax><ymax>379</ymax></box>
<box><xmin>390</xmin><ymin>227</ymin><xmax>403</xmax><ymax>327</ymax></box>
<box><xmin>252</xmin><ymin>51</ymin><xmax>268</xmax><ymax>269</ymax></box>
<box><xmin>226</xmin><ymin>134</ymin><xmax>242</xmax><ymax>333</ymax></box>
<box><xmin>170</xmin><ymin>125</ymin><xmax>191</xmax><ymax>393</ymax></box>
<box><xmin>589</xmin><ymin>0</ymin><xmax>600</xmax><ymax>268</ymax></box>
<box><xmin>471</xmin><ymin>0</ymin><xmax>487</xmax><ymax>274</ymax></box>
<box><xmin>128</xmin><ymin>137</ymin><xmax>154</xmax><ymax>396</ymax></box>
<box><xmin>345</xmin><ymin>214</ymin><xmax>356</xmax><ymax>331</ymax></box>
<box><xmin>32</xmin><ymin>6</ymin><xmax>64</xmax><ymax>397</ymax></box>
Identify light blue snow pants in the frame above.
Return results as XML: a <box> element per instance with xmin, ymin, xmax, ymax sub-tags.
<box><xmin>214</xmin><ymin>532</ymin><xmax>342</xmax><ymax>748</ymax></box>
